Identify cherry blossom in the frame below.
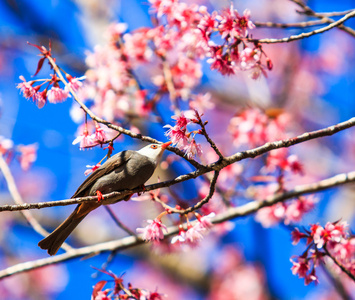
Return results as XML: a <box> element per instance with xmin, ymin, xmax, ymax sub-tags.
<box><xmin>47</xmin><ymin>86</ymin><xmax>69</xmax><ymax>104</ymax></box>
<box><xmin>291</xmin><ymin>257</ymin><xmax>309</xmax><ymax>278</ymax></box>
<box><xmin>183</xmin><ymin>139</ymin><xmax>202</xmax><ymax>159</ymax></box>
<box><xmin>94</xmin><ymin>124</ymin><xmax>107</xmax><ymax>143</ymax></box>
<box><xmin>136</xmin><ymin>218</ymin><xmax>168</xmax><ymax>242</ymax></box>
<box><xmin>17</xmin><ymin>76</ymin><xmax>37</xmax><ymax>99</ymax></box>
<box><xmin>17</xmin><ymin>144</ymin><xmax>38</xmax><ymax>171</ymax></box>
<box><xmin>72</xmin><ymin>128</ymin><xmax>98</xmax><ymax>150</ymax></box>
<box><xmin>195</xmin><ymin>212</ymin><xmax>215</xmax><ymax>230</ymax></box>
<box><xmin>291</xmin><ymin>228</ymin><xmax>307</xmax><ymax>245</ymax></box>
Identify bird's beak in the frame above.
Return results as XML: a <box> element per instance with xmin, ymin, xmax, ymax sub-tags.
<box><xmin>161</xmin><ymin>141</ymin><xmax>172</xmax><ymax>149</ymax></box>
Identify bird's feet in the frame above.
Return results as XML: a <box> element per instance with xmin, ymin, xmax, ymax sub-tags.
<box><xmin>137</xmin><ymin>184</ymin><xmax>146</xmax><ymax>196</ymax></box>
<box><xmin>96</xmin><ymin>190</ymin><xmax>104</xmax><ymax>202</ymax></box>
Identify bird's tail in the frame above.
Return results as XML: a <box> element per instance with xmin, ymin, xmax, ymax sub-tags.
<box><xmin>38</xmin><ymin>204</ymin><xmax>90</xmax><ymax>256</ymax></box>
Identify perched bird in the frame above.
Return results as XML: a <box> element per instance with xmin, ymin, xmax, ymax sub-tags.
<box><xmin>38</xmin><ymin>142</ymin><xmax>171</xmax><ymax>255</ymax></box>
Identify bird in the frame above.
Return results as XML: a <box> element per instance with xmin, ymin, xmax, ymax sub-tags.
<box><xmin>38</xmin><ymin>141</ymin><xmax>171</xmax><ymax>255</ymax></box>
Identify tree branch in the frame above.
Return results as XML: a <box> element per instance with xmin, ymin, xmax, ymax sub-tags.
<box><xmin>250</xmin><ymin>10</ymin><xmax>355</xmax><ymax>43</ymax></box>
<box><xmin>1</xmin><ymin>170</ymin><xmax>355</xmax><ymax>279</ymax></box>
<box><xmin>291</xmin><ymin>0</ymin><xmax>355</xmax><ymax>37</ymax></box>
<box><xmin>1</xmin><ymin>117</ymin><xmax>355</xmax><ymax>213</ymax></box>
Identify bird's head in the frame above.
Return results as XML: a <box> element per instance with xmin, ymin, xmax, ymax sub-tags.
<box><xmin>137</xmin><ymin>141</ymin><xmax>172</xmax><ymax>161</ymax></box>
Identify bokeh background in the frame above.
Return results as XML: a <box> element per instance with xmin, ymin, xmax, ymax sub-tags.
<box><xmin>0</xmin><ymin>0</ymin><xmax>354</xmax><ymax>299</ymax></box>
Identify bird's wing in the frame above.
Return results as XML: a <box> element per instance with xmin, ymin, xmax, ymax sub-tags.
<box><xmin>72</xmin><ymin>150</ymin><xmax>133</xmax><ymax>198</ymax></box>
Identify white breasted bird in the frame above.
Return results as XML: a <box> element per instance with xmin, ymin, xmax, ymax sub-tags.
<box><xmin>38</xmin><ymin>141</ymin><xmax>172</xmax><ymax>255</ymax></box>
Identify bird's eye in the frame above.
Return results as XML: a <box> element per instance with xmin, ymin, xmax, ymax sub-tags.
<box><xmin>150</xmin><ymin>145</ymin><xmax>158</xmax><ymax>149</ymax></box>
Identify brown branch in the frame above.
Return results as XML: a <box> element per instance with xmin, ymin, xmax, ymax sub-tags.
<box><xmin>250</xmin><ymin>10</ymin><xmax>355</xmax><ymax>43</ymax></box>
<box><xmin>1</xmin><ymin>117</ymin><xmax>355</xmax><ymax>213</ymax></box>
<box><xmin>104</xmin><ymin>206</ymin><xmax>137</xmax><ymax>236</ymax></box>
<box><xmin>195</xmin><ymin>112</ymin><xmax>224</xmax><ymax>159</ymax></box>
<box><xmin>156</xmin><ymin>171</ymin><xmax>220</xmax><ymax>214</ymax></box>
<box><xmin>316</xmin><ymin>9</ymin><xmax>355</xmax><ymax>17</ymax></box>
<box><xmin>291</xmin><ymin>0</ymin><xmax>355</xmax><ymax>37</ymax></box>
<box><xmin>254</xmin><ymin>19</ymin><xmax>326</xmax><ymax>29</ymax></box>
<box><xmin>0</xmin><ymin>154</ymin><xmax>73</xmax><ymax>251</ymax></box>
<box><xmin>324</xmin><ymin>246</ymin><xmax>355</xmax><ymax>282</ymax></box>
<box><xmin>1</xmin><ymin>170</ymin><xmax>355</xmax><ymax>279</ymax></box>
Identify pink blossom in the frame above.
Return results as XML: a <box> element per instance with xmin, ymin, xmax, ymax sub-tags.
<box><xmin>291</xmin><ymin>228</ymin><xmax>306</xmax><ymax>245</ymax></box>
<box><xmin>189</xmin><ymin>92</ymin><xmax>214</xmax><ymax>112</ymax></box>
<box><xmin>255</xmin><ymin>203</ymin><xmax>285</xmax><ymax>227</ymax></box>
<box><xmin>313</xmin><ymin>221</ymin><xmax>348</xmax><ymax>249</ymax></box>
<box><xmin>66</xmin><ymin>76</ymin><xmax>84</xmax><ymax>92</ymax></box>
<box><xmin>207</xmin><ymin>44</ymin><xmax>235</xmax><ymax>76</ymax></box>
<box><xmin>123</xmin><ymin>29</ymin><xmax>152</xmax><ymax>62</ymax></box>
<box><xmin>331</xmin><ymin>238</ymin><xmax>355</xmax><ymax>261</ymax></box>
<box><xmin>17</xmin><ymin>76</ymin><xmax>37</xmax><ymax>99</ymax></box>
<box><xmin>17</xmin><ymin>144</ymin><xmax>38</xmax><ymax>171</ymax></box>
<box><xmin>172</xmin><ymin>111</ymin><xmax>191</xmax><ymax>129</ymax></box>
<box><xmin>47</xmin><ymin>86</ymin><xmax>69</xmax><ymax>104</ymax></box>
<box><xmin>84</xmin><ymin>163</ymin><xmax>101</xmax><ymax>176</ymax></box>
<box><xmin>136</xmin><ymin>218</ymin><xmax>168</xmax><ymax>242</ymax></box>
<box><xmin>291</xmin><ymin>257</ymin><xmax>309</xmax><ymax>278</ymax></box>
<box><xmin>164</xmin><ymin>125</ymin><xmax>189</xmax><ymax>149</ymax></box>
<box><xmin>196</xmin><ymin>212</ymin><xmax>215</xmax><ymax>230</ymax></box>
<box><xmin>0</xmin><ymin>136</ymin><xmax>14</xmax><ymax>154</ymax></box>
<box><xmin>35</xmin><ymin>90</ymin><xmax>47</xmax><ymax>109</ymax></box>
<box><xmin>94</xmin><ymin>291</ymin><xmax>110</xmax><ymax>300</ymax></box>
<box><xmin>217</xmin><ymin>4</ymin><xmax>239</xmax><ymax>40</ymax></box>
<box><xmin>304</xmin><ymin>269</ymin><xmax>318</xmax><ymax>286</ymax></box>
<box><xmin>284</xmin><ymin>196</ymin><xmax>316</xmax><ymax>224</ymax></box>
<box><xmin>236</xmin><ymin>9</ymin><xmax>255</xmax><ymax>36</ymax></box>
<box><xmin>198</xmin><ymin>10</ymin><xmax>218</xmax><ymax>38</ymax></box>
<box><xmin>72</xmin><ymin>129</ymin><xmax>97</xmax><ymax>150</ymax></box>
<box><xmin>229</xmin><ymin>109</ymin><xmax>269</xmax><ymax>147</ymax></box>
<box><xmin>183</xmin><ymin>139</ymin><xmax>202</xmax><ymax>159</ymax></box>
<box><xmin>185</xmin><ymin>225</ymin><xmax>204</xmax><ymax>245</ymax></box>
<box><xmin>171</xmin><ymin>231</ymin><xmax>186</xmax><ymax>245</ymax></box>
<box><xmin>240</xmin><ymin>47</ymin><xmax>261</xmax><ymax>70</ymax></box>
<box><xmin>94</xmin><ymin>125</ymin><xmax>107</xmax><ymax>143</ymax></box>
<box><xmin>105</xmin><ymin>22</ymin><xmax>128</xmax><ymax>41</ymax></box>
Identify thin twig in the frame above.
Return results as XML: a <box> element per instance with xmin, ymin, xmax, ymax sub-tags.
<box><xmin>104</xmin><ymin>206</ymin><xmax>137</xmax><ymax>236</ymax></box>
<box><xmin>250</xmin><ymin>10</ymin><xmax>355</xmax><ymax>43</ymax></box>
<box><xmin>291</xmin><ymin>0</ymin><xmax>355</xmax><ymax>37</ymax></box>
<box><xmin>195</xmin><ymin>112</ymin><xmax>224</xmax><ymax>159</ymax></box>
<box><xmin>254</xmin><ymin>19</ymin><xmax>326</xmax><ymax>29</ymax></box>
<box><xmin>0</xmin><ymin>154</ymin><xmax>72</xmax><ymax>251</ymax></box>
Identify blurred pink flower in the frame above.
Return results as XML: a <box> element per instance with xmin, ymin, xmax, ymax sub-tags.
<box><xmin>47</xmin><ymin>86</ymin><xmax>69</xmax><ymax>104</ymax></box>
<box><xmin>137</xmin><ymin>218</ymin><xmax>168</xmax><ymax>242</ymax></box>
<box><xmin>72</xmin><ymin>129</ymin><xmax>97</xmax><ymax>150</ymax></box>
<box><xmin>17</xmin><ymin>144</ymin><xmax>38</xmax><ymax>171</ymax></box>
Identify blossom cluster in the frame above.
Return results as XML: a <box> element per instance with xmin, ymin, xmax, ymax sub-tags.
<box><xmin>171</xmin><ymin>212</ymin><xmax>215</xmax><ymax>249</ymax></box>
<box><xmin>136</xmin><ymin>212</ymin><xmax>215</xmax><ymax>250</ymax></box>
<box><xmin>92</xmin><ymin>269</ymin><xmax>164</xmax><ymax>300</ymax></box>
<box><xmin>17</xmin><ymin>74</ymin><xmax>83</xmax><ymax>109</ymax></box>
<box><xmin>79</xmin><ymin>1</ymin><xmax>268</xmax><ymax>124</ymax></box>
<box><xmin>0</xmin><ymin>136</ymin><xmax>37</xmax><ymax>171</ymax></box>
<box><xmin>164</xmin><ymin>111</ymin><xmax>202</xmax><ymax>159</ymax></box>
<box><xmin>290</xmin><ymin>221</ymin><xmax>354</xmax><ymax>285</ymax></box>
<box><xmin>72</xmin><ymin>122</ymin><xmax>108</xmax><ymax>150</ymax></box>
<box><xmin>255</xmin><ymin>193</ymin><xmax>317</xmax><ymax>228</ymax></box>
